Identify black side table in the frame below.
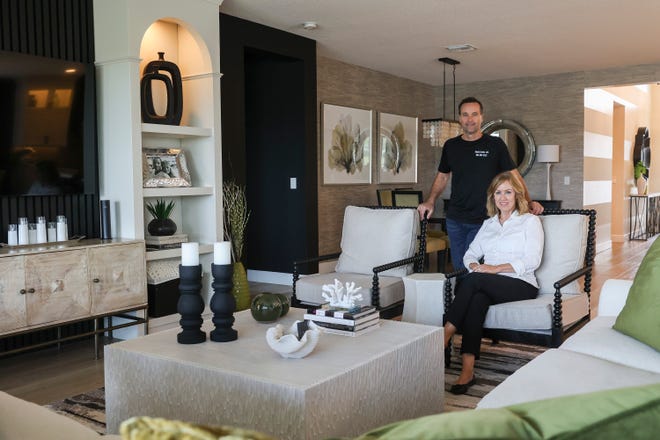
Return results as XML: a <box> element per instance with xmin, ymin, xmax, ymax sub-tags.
<box><xmin>630</xmin><ymin>194</ymin><xmax>660</xmax><ymax>240</ymax></box>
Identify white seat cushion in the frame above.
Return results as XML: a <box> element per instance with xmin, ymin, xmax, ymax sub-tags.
<box><xmin>484</xmin><ymin>292</ymin><xmax>589</xmax><ymax>331</ymax></box>
<box><xmin>479</xmin><ymin>214</ymin><xmax>590</xmax><ymax>333</ymax></box>
<box><xmin>295</xmin><ymin>272</ymin><xmax>404</xmax><ymax>308</ymax></box>
<box><xmin>535</xmin><ymin>214</ymin><xmax>588</xmax><ymax>294</ymax></box>
<box><xmin>335</xmin><ymin>206</ymin><xmax>419</xmax><ymax>277</ymax></box>
<box><xmin>477</xmin><ymin>349</ymin><xmax>660</xmax><ymax>408</ymax></box>
<box><xmin>560</xmin><ymin>316</ymin><xmax>660</xmax><ymax>374</ymax></box>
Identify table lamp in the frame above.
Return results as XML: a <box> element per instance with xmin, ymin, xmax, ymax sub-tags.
<box><xmin>537</xmin><ymin>145</ymin><xmax>560</xmax><ymax>200</ymax></box>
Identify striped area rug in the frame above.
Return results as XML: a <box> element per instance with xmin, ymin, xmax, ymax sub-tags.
<box><xmin>44</xmin><ymin>337</ymin><xmax>547</xmax><ymax>434</ymax></box>
<box><xmin>444</xmin><ymin>336</ymin><xmax>547</xmax><ymax>411</ymax></box>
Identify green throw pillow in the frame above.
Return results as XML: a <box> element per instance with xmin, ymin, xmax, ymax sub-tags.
<box><xmin>613</xmin><ymin>237</ymin><xmax>660</xmax><ymax>351</ymax></box>
<box><xmin>339</xmin><ymin>384</ymin><xmax>660</xmax><ymax>440</ymax></box>
<box><xmin>347</xmin><ymin>409</ymin><xmax>541</xmax><ymax>439</ymax></box>
<box><xmin>508</xmin><ymin>383</ymin><xmax>660</xmax><ymax>439</ymax></box>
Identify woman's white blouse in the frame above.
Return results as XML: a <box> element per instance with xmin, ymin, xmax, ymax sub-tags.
<box><xmin>463</xmin><ymin>212</ymin><xmax>544</xmax><ymax>288</ymax></box>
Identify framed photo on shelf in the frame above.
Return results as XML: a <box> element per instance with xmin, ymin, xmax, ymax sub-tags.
<box><xmin>322</xmin><ymin>103</ymin><xmax>372</xmax><ymax>185</ymax></box>
<box><xmin>142</xmin><ymin>148</ymin><xmax>192</xmax><ymax>188</ymax></box>
<box><xmin>378</xmin><ymin>112</ymin><xmax>418</xmax><ymax>184</ymax></box>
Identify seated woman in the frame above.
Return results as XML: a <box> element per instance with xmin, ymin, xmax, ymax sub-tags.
<box><xmin>444</xmin><ymin>171</ymin><xmax>544</xmax><ymax>394</ymax></box>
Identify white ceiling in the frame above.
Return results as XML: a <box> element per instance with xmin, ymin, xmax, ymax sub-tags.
<box><xmin>219</xmin><ymin>0</ymin><xmax>660</xmax><ymax>86</ymax></box>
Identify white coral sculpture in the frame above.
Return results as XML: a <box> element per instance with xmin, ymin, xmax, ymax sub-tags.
<box><xmin>321</xmin><ymin>278</ymin><xmax>363</xmax><ymax>308</ymax></box>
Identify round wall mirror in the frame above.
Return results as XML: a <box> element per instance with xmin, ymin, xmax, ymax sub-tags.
<box><xmin>481</xmin><ymin>119</ymin><xmax>536</xmax><ymax>176</ymax></box>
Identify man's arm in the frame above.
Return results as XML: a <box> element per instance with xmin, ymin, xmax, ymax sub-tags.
<box><xmin>417</xmin><ymin>171</ymin><xmax>450</xmax><ymax>219</ymax></box>
<box><xmin>511</xmin><ymin>169</ymin><xmax>544</xmax><ymax>215</ymax></box>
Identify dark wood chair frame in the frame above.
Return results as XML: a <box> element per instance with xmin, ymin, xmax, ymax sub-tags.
<box><xmin>292</xmin><ymin>206</ymin><xmax>428</xmax><ymax>318</ymax></box>
<box><xmin>442</xmin><ymin>208</ymin><xmax>597</xmax><ymax>349</ymax></box>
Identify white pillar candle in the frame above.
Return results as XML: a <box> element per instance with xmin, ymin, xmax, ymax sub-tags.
<box><xmin>181</xmin><ymin>242</ymin><xmax>199</xmax><ymax>266</ymax></box>
<box><xmin>213</xmin><ymin>241</ymin><xmax>232</xmax><ymax>265</ymax></box>
<box><xmin>18</xmin><ymin>217</ymin><xmax>29</xmax><ymax>245</ymax></box>
<box><xmin>56</xmin><ymin>215</ymin><xmax>68</xmax><ymax>241</ymax></box>
<box><xmin>28</xmin><ymin>223</ymin><xmax>37</xmax><ymax>244</ymax></box>
<box><xmin>36</xmin><ymin>216</ymin><xmax>47</xmax><ymax>244</ymax></box>
<box><xmin>47</xmin><ymin>222</ymin><xmax>57</xmax><ymax>242</ymax></box>
<box><xmin>7</xmin><ymin>224</ymin><xmax>18</xmax><ymax>246</ymax></box>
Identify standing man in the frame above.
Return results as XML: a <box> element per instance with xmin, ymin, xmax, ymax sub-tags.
<box><xmin>418</xmin><ymin>97</ymin><xmax>543</xmax><ymax>272</ymax></box>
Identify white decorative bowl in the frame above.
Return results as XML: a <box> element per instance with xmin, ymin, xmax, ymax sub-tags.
<box><xmin>266</xmin><ymin>320</ymin><xmax>320</xmax><ymax>359</ymax></box>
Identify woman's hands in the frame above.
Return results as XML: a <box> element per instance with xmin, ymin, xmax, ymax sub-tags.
<box><xmin>469</xmin><ymin>263</ymin><xmax>514</xmax><ymax>274</ymax></box>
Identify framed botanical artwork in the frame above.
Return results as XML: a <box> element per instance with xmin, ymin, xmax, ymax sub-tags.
<box><xmin>378</xmin><ymin>112</ymin><xmax>418</xmax><ymax>184</ymax></box>
<box><xmin>322</xmin><ymin>103</ymin><xmax>372</xmax><ymax>185</ymax></box>
<box><xmin>142</xmin><ymin>148</ymin><xmax>192</xmax><ymax>188</ymax></box>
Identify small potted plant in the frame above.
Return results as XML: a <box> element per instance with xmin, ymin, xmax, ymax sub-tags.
<box><xmin>146</xmin><ymin>199</ymin><xmax>177</xmax><ymax>236</ymax></box>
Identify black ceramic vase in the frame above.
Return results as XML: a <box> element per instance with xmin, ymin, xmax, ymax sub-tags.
<box><xmin>147</xmin><ymin>218</ymin><xmax>177</xmax><ymax>236</ymax></box>
<box><xmin>140</xmin><ymin>52</ymin><xmax>183</xmax><ymax>125</ymax></box>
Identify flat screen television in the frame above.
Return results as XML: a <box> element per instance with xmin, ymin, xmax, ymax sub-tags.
<box><xmin>0</xmin><ymin>50</ymin><xmax>97</xmax><ymax>196</ymax></box>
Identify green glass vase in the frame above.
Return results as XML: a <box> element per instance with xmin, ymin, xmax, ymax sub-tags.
<box><xmin>250</xmin><ymin>293</ymin><xmax>282</xmax><ymax>323</ymax></box>
<box><xmin>275</xmin><ymin>293</ymin><xmax>290</xmax><ymax>316</ymax></box>
<box><xmin>232</xmin><ymin>261</ymin><xmax>251</xmax><ymax>311</ymax></box>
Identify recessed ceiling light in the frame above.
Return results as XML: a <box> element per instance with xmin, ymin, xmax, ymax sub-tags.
<box><xmin>446</xmin><ymin>44</ymin><xmax>477</xmax><ymax>53</ymax></box>
<box><xmin>302</xmin><ymin>21</ymin><xmax>318</xmax><ymax>30</ymax></box>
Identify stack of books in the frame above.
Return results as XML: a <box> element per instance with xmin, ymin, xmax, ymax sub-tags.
<box><xmin>145</xmin><ymin>233</ymin><xmax>188</xmax><ymax>251</ymax></box>
<box><xmin>304</xmin><ymin>305</ymin><xmax>380</xmax><ymax>337</ymax></box>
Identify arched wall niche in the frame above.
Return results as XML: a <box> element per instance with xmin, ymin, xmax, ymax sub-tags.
<box><xmin>139</xmin><ymin>18</ymin><xmax>214</xmax><ymax>128</ymax></box>
<box><xmin>140</xmin><ymin>19</ymin><xmax>212</xmax><ymax>75</ymax></box>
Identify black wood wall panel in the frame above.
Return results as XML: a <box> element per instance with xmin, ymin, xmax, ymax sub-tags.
<box><xmin>0</xmin><ymin>0</ymin><xmax>94</xmax><ymax>63</ymax></box>
<box><xmin>220</xmin><ymin>13</ymin><xmax>318</xmax><ymax>273</ymax></box>
<box><xmin>0</xmin><ymin>0</ymin><xmax>98</xmax><ymax>240</ymax></box>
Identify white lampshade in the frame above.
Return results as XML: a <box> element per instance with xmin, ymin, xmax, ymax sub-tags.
<box><xmin>537</xmin><ymin>144</ymin><xmax>560</xmax><ymax>163</ymax></box>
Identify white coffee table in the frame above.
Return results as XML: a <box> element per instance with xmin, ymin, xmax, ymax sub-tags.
<box><xmin>105</xmin><ymin>309</ymin><xmax>444</xmax><ymax>439</ymax></box>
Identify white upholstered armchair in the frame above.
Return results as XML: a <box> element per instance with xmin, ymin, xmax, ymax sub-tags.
<box><xmin>292</xmin><ymin>206</ymin><xmax>427</xmax><ymax>318</ymax></box>
<box><xmin>444</xmin><ymin>209</ymin><xmax>597</xmax><ymax>349</ymax></box>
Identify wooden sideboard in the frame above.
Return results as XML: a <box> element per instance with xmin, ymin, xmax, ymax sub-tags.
<box><xmin>0</xmin><ymin>239</ymin><xmax>148</xmax><ymax>358</ymax></box>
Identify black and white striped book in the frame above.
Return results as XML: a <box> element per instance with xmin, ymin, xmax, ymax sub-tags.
<box><xmin>303</xmin><ymin>310</ymin><xmax>379</xmax><ymax>327</ymax></box>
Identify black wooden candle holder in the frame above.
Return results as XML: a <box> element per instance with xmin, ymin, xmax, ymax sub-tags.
<box><xmin>210</xmin><ymin>263</ymin><xmax>237</xmax><ymax>342</ymax></box>
<box><xmin>177</xmin><ymin>264</ymin><xmax>206</xmax><ymax>344</ymax></box>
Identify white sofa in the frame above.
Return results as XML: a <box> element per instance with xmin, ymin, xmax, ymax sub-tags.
<box><xmin>478</xmin><ymin>278</ymin><xmax>660</xmax><ymax>408</ymax></box>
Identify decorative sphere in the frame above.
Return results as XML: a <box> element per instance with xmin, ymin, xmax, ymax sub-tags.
<box><xmin>250</xmin><ymin>293</ymin><xmax>282</xmax><ymax>323</ymax></box>
<box><xmin>275</xmin><ymin>293</ymin><xmax>290</xmax><ymax>317</ymax></box>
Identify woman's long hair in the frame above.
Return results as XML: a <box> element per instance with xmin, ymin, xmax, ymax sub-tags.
<box><xmin>486</xmin><ymin>171</ymin><xmax>529</xmax><ymax>217</ymax></box>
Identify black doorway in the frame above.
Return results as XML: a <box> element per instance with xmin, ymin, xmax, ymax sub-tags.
<box><xmin>220</xmin><ymin>14</ymin><xmax>318</xmax><ymax>275</ymax></box>
<box><xmin>244</xmin><ymin>49</ymin><xmax>307</xmax><ymax>272</ymax></box>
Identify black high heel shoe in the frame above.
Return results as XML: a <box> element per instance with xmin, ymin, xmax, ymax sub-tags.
<box><xmin>449</xmin><ymin>376</ymin><xmax>477</xmax><ymax>395</ymax></box>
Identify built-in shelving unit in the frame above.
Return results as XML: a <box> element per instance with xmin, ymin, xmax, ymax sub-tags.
<box><xmin>94</xmin><ymin>0</ymin><xmax>223</xmax><ymax>318</ymax></box>
<box><xmin>138</xmin><ymin>22</ymin><xmax>221</xmax><ymax>272</ymax></box>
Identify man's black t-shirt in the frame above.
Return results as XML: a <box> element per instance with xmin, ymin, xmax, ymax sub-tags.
<box><xmin>438</xmin><ymin>135</ymin><xmax>516</xmax><ymax>224</ymax></box>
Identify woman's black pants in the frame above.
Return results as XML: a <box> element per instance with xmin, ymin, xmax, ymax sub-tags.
<box><xmin>445</xmin><ymin>273</ymin><xmax>538</xmax><ymax>357</ymax></box>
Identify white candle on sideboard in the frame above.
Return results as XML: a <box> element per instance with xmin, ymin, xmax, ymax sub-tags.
<box><xmin>181</xmin><ymin>242</ymin><xmax>199</xmax><ymax>266</ymax></box>
<box><xmin>214</xmin><ymin>241</ymin><xmax>232</xmax><ymax>265</ymax></box>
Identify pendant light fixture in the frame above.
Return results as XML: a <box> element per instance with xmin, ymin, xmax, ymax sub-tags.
<box><xmin>422</xmin><ymin>57</ymin><xmax>462</xmax><ymax>147</ymax></box>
